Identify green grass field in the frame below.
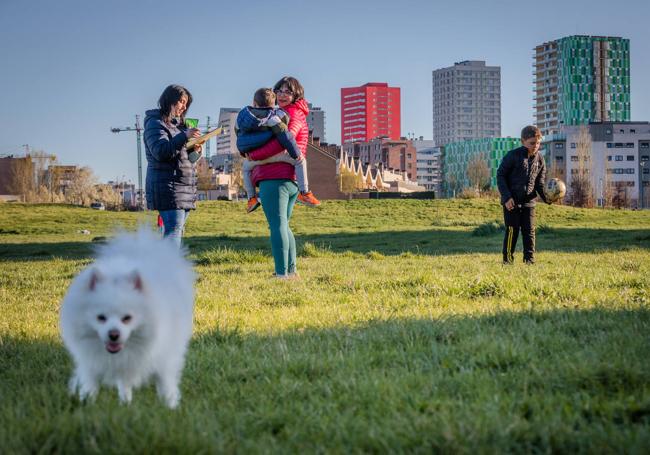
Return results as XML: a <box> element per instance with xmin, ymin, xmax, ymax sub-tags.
<box><xmin>1</xmin><ymin>199</ymin><xmax>649</xmax><ymax>453</ymax></box>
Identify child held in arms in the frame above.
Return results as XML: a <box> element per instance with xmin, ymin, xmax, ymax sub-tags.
<box><xmin>236</xmin><ymin>88</ymin><xmax>320</xmax><ymax>213</ymax></box>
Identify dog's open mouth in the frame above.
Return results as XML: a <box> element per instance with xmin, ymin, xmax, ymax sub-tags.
<box><xmin>105</xmin><ymin>342</ymin><xmax>123</xmax><ymax>354</ymax></box>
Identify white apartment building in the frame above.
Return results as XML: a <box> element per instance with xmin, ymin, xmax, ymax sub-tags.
<box><xmin>215</xmin><ymin>108</ymin><xmax>240</xmax><ymax>156</ymax></box>
<box><xmin>563</xmin><ymin>122</ymin><xmax>650</xmax><ymax>208</ymax></box>
<box><xmin>412</xmin><ymin>138</ymin><xmax>442</xmax><ymax>193</ymax></box>
<box><xmin>432</xmin><ymin>60</ymin><xmax>501</xmax><ymax>146</ymax></box>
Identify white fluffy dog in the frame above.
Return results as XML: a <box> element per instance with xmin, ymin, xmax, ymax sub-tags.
<box><xmin>59</xmin><ymin>229</ymin><xmax>195</xmax><ymax>408</ymax></box>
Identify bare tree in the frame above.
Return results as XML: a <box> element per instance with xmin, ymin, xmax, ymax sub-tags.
<box><xmin>601</xmin><ymin>153</ymin><xmax>615</xmax><ymax>208</ymax></box>
<box><xmin>229</xmin><ymin>153</ymin><xmax>244</xmax><ymax>200</ymax></box>
<box><xmin>570</xmin><ymin>125</ymin><xmax>594</xmax><ymax>207</ymax></box>
<box><xmin>466</xmin><ymin>153</ymin><xmax>490</xmax><ymax>194</ymax></box>
<box><xmin>94</xmin><ymin>184</ymin><xmax>122</xmax><ymax>210</ymax></box>
<box><xmin>8</xmin><ymin>156</ymin><xmax>34</xmax><ymax>202</ymax></box>
<box><xmin>339</xmin><ymin>167</ymin><xmax>362</xmax><ymax>200</ymax></box>
<box><xmin>196</xmin><ymin>159</ymin><xmax>214</xmax><ymax>192</ymax></box>
<box><xmin>66</xmin><ymin>167</ymin><xmax>98</xmax><ymax>206</ymax></box>
<box><xmin>446</xmin><ymin>174</ymin><xmax>458</xmax><ymax>198</ymax></box>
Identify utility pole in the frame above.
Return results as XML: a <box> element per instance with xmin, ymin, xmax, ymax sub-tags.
<box><xmin>204</xmin><ymin>116</ymin><xmax>211</xmax><ymax>162</ymax></box>
<box><xmin>111</xmin><ymin>115</ymin><xmax>144</xmax><ymax>210</ymax></box>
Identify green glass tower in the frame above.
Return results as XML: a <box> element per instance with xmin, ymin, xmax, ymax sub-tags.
<box><xmin>443</xmin><ymin>137</ymin><xmax>521</xmax><ymax>196</ymax></box>
<box><xmin>534</xmin><ymin>35</ymin><xmax>630</xmax><ymax>138</ymax></box>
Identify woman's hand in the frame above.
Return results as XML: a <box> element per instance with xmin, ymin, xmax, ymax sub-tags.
<box><xmin>185</xmin><ymin>128</ymin><xmax>201</xmax><ymax>139</ymax></box>
<box><xmin>193</xmin><ymin>144</ymin><xmax>203</xmax><ymax>153</ymax></box>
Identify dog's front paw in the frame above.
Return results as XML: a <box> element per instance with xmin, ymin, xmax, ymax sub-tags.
<box><xmin>117</xmin><ymin>382</ymin><xmax>133</xmax><ymax>404</ymax></box>
<box><xmin>78</xmin><ymin>384</ymin><xmax>98</xmax><ymax>402</ymax></box>
<box><xmin>164</xmin><ymin>392</ymin><xmax>180</xmax><ymax>409</ymax></box>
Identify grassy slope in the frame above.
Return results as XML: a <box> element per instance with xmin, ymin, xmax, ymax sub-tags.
<box><xmin>1</xmin><ymin>200</ymin><xmax>649</xmax><ymax>453</ymax></box>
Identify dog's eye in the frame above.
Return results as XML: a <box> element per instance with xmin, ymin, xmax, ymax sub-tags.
<box><xmin>97</xmin><ymin>314</ymin><xmax>107</xmax><ymax>323</ymax></box>
<box><xmin>122</xmin><ymin>315</ymin><xmax>132</xmax><ymax>324</ymax></box>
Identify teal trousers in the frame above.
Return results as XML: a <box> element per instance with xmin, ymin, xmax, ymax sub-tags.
<box><xmin>258</xmin><ymin>179</ymin><xmax>298</xmax><ymax>276</ymax></box>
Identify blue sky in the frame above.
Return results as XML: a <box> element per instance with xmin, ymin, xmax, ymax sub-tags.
<box><xmin>1</xmin><ymin>0</ymin><xmax>649</xmax><ymax>183</ymax></box>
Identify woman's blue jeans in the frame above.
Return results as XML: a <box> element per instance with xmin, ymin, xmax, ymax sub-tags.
<box><xmin>159</xmin><ymin>209</ymin><xmax>190</xmax><ymax>247</ymax></box>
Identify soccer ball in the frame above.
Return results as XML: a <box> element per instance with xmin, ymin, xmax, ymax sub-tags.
<box><xmin>545</xmin><ymin>178</ymin><xmax>566</xmax><ymax>202</ymax></box>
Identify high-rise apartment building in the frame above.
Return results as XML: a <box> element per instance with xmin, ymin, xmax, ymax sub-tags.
<box><xmin>534</xmin><ymin>35</ymin><xmax>630</xmax><ymax>137</ymax></box>
<box><xmin>432</xmin><ymin>60</ymin><xmax>501</xmax><ymax>147</ymax></box>
<box><xmin>307</xmin><ymin>103</ymin><xmax>326</xmax><ymax>142</ymax></box>
<box><xmin>215</xmin><ymin>108</ymin><xmax>240</xmax><ymax>156</ymax></box>
<box><xmin>340</xmin><ymin>82</ymin><xmax>400</xmax><ymax>144</ymax></box>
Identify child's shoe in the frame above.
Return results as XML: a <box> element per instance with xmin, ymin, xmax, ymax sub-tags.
<box><xmin>247</xmin><ymin>196</ymin><xmax>261</xmax><ymax>213</ymax></box>
<box><xmin>297</xmin><ymin>191</ymin><xmax>321</xmax><ymax>207</ymax></box>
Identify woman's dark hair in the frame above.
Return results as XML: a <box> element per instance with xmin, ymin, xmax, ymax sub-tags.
<box><xmin>273</xmin><ymin>76</ymin><xmax>304</xmax><ymax>101</ymax></box>
<box><xmin>158</xmin><ymin>84</ymin><xmax>192</xmax><ymax>122</ymax></box>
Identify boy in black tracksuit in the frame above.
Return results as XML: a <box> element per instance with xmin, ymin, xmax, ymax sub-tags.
<box><xmin>496</xmin><ymin>125</ymin><xmax>550</xmax><ymax>264</ymax></box>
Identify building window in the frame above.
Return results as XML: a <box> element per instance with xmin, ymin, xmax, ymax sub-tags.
<box><xmin>626</xmin><ymin>155</ymin><xmax>635</xmax><ymax>161</ymax></box>
<box><xmin>640</xmin><ymin>143</ymin><xmax>649</xmax><ymax>149</ymax></box>
<box><xmin>615</xmin><ymin>155</ymin><xmax>623</xmax><ymax>161</ymax></box>
<box><xmin>570</xmin><ymin>156</ymin><xmax>579</xmax><ymax>162</ymax></box>
<box><xmin>607</xmin><ymin>156</ymin><xmax>612</xmax><ymax>161</ymax></box>
<box><xmin>607</xmin><ymin>143</ymin><xmax>613</xmax><ymax>148</ymax></box>
<box><xmin>630</xmin><ymin>129</ymin><xmax>636</xmax><ymax>133</ymax></box>
<box><xmin>570</xmin><ymin>143</ymin><xmax>576</xmax><ymax>148</ymax></box>
<box><xmin>555</xmin><ymin>143</ymin><xmax>564</xmax><ymax>149</ymax></box>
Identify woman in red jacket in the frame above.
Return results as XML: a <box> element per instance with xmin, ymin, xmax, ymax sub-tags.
<box><xmin>247</xmin><ymin>76</ymin><xmax>310</xmax><ymax>278</ymax></box>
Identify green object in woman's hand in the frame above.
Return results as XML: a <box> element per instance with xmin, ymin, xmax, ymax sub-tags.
<box><xmin>185</xmin><ymin>118</ymin><xmax>198</xmax><ymax>128</ymax></box>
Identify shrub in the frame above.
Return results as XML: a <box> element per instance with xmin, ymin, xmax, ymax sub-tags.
<box><xmin>472</xmin><ymin>221</ymin><xmax>504</xmax><ymax>237</ymax></box>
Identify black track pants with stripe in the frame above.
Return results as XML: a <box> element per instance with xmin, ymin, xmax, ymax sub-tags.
<box><xmin>502</xmin><ymin>206</ymin><xmax>536</xmax><ymax>263</ymax></box>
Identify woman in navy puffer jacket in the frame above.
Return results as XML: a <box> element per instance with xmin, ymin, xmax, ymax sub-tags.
<box><xmin>144</xmin><ymin>85</ymin><xmax>202</xmax><ymax>247</ymax></box>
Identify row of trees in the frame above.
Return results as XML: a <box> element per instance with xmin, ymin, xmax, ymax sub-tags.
<box><xmin>7</xmin><ymin>153</ymin><xmax>124</xmax><ymax>209</ymax></box>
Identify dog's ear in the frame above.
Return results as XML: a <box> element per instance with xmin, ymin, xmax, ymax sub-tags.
<box><xmin>88</xmin><ymin>268</ymin><xmax>103</xmax><ymax>291</ymax></box>
<box><xmin>128</xmin><ymin>270</ymin><xmax>144</xmax><ymax>292</ymax></box>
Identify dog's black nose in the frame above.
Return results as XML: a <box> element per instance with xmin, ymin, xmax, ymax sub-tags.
<box><xmin>108</xmin><ymin>329</ymin><xmax>120</xmax><ymax>341</ymax></box>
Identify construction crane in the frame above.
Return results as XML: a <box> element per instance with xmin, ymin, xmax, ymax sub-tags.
<box><xmin>111</xmin><ymin>115</ymin><xmax>217</xmax><ymax>210</ymax></box>
<box><xmin>110</xmin><ymin>115</ymin><xmax>144</xmax><ymax>210</ymax></box>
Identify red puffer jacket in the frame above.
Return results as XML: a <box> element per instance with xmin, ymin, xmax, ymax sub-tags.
<box><xmin>249</xmin><ymin>99</ymin><xmax>309</xmax><ymax>187</ymax></box>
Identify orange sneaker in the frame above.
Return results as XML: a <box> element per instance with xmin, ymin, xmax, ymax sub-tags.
<box><xmin>246</xmin><ymin>196</ymin><xmax>261</xmax><ymax>213</ymax></box>
<box><xmin>297</xmin><ymin>191</ymin><xmax>321</xmax><ymax>207</ymax></box>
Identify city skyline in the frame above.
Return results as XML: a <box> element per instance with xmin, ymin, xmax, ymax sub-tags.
<box><xmin>1</xmin><ymin>0</ymin><xmax>649</xmax><ymax>183</ymax></box>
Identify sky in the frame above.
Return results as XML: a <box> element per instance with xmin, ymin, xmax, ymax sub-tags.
<box><xmin>1</xmin><ymin>0</ymin><xmax>649</xmax><ymax>184</ymax></box>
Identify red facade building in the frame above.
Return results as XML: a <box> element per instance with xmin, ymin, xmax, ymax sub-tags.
<box><xmin>340</xmin><ymin>82</ymin><xmax>400</xmax><ymax>144</ymax></box>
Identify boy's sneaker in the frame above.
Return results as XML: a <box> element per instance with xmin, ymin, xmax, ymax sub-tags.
<box><xmin>247</xmin><ymin>196</ymin><xmax>261</xmax><ymax>213</ymax></box>
<box><xmin>297</xmin><ymin>191</ymin><xmax>321</xmax><ymax>207</ymax></box>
